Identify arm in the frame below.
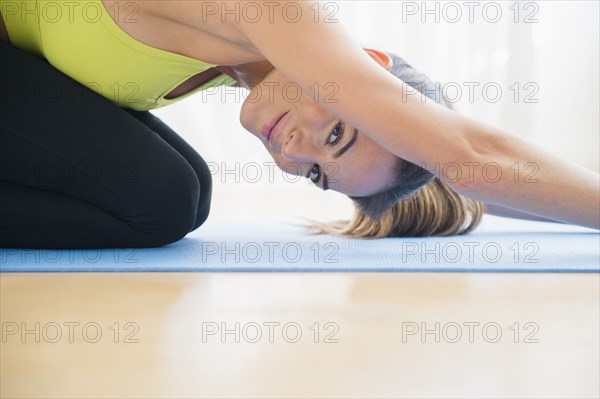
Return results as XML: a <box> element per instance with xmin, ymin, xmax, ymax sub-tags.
<box><xmin>483</xmin><ymin>203</ymin><xmax>565</xmax><ymax>224</ymax></box>
<box><xmin>450</xmin><ymin>123</ymin><xmax>599</xmax><ymax>229</ymax></box>
<box><xmin>231</xmin><ymin>1</ymin><xmax>599</xmax><ymax>229</ymax></box>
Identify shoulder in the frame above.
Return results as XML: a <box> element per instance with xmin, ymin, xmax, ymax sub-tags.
<box><xmin>231</xmin><ymin>1</ymin><xmax>351</xmax><ymax>48</ymax></box>
<box><xmin>228</xmin><ymin>1</ymin><xmax>374</xmax><ymax>90</ymax></box>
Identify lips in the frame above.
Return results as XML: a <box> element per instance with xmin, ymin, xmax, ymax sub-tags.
<box><xmin>261</xmin><ymin>111</ymin><xmax>289</xmax><ymax>149</ymax></box>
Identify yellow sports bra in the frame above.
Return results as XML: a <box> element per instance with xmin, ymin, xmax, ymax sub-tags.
<box><xmin>0</xmin><ymin>0</ymin><xmax>238</xmax><ymax>111</ymax></box>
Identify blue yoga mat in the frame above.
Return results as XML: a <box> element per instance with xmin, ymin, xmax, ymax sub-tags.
<box><xmin>1</xmin><ymin>216</ymin><xmax>598</xmax><ymax>272</ymax></box>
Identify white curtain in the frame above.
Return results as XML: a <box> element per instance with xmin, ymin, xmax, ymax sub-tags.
<box><xmin>153</xmin><ymin>1</ymin><xmax>599</xmax><ymax>222</ymax></box>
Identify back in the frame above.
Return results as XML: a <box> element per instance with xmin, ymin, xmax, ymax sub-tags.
<box><xmin>0</xmin><ymin>0</ymin><xmax>236</xmax><ymax>110</ymax></box>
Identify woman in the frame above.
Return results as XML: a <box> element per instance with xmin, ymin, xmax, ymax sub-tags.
<box><xmin>0</xmin><ymin>1</ymin><xmax>598</xmax><ymax>249</ymax></box>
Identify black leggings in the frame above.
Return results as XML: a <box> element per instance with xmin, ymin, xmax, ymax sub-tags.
<box><xmin>0</xmin><ymin>41</ymin><xmax>213</xmax><ymax>249</ymax></box>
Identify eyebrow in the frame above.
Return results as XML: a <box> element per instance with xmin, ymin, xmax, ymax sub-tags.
<box><xmin>314</xmin><ymin>127</ymin><xmax>359</xmax><ymax>191</ymax></box>
<box><xmin>333</xmin><ymin>127</ymin><xmax>359</xmax><ymax>160</ymax></box>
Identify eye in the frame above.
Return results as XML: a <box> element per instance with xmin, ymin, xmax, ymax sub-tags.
<box><xmin>308</xmin><ymin>164</ymin><xmax>321</xmax><ymax>184</ymax></box>
<box><xmin>307</xmin><ymin>121</ymin><xmax>345</xmax><ymax>185</ymax></box>
<box><xmin>327</xmin><ymin>121</ymin><xmax>345</xmax><ymax>145</ymax></box>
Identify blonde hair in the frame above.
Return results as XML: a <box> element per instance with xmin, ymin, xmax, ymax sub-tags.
<box><xmin>303</xmin><ymin>52</ymin><xmax>486</xmax><ymax>238</ymax></box>
<box><xmin>305</xmin><ymin>177</ymin><xmax>485</xmax><ymax>238</ymax></box>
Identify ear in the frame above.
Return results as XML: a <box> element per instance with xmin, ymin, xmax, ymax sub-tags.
<box><xmin>363</xmin><ymin>48</ymin><xmax>393</xmax><ymax>72</ymax></box>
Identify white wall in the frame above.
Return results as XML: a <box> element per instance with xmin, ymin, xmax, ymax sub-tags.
<box><xmin>152</xmin><ymin>1</ymin><xmax>599</xmax><ymax>222</ymax></box>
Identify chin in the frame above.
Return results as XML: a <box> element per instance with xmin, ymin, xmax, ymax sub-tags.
<box><xmin>238</xmin><ymin>102</ymin><xmax>256</xmax><ymax>136</ymax></box>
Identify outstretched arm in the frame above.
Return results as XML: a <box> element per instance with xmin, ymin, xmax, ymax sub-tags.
<box><xmin>483</xmin><ymin>203</ymin><xmax>565</xmax><ymax>224</ymax></box>
<box><xmin>449</xmin><ymin>121</ymin><xmax>599</xmax><ymax>229</ymax></box>
<box><xmin>231</xmin><ymin>1</ymin><xmax>599</xmax><ymax>230</ymax></box>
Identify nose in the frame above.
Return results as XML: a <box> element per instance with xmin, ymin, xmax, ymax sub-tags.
<box><xmin>280</xmin><ymin>130</ymin><xmax>318</xmax><ymax>163</ymax></box>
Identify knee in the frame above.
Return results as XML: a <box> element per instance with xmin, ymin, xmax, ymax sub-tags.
<box><xmin>138</xmin><ymin>158</ymin><xmax>202</xmax><ymax>247</ymax></box>
<box><xmin>189</xmin><ymin>157</ymin><xmax>213</xmax><ymax>232</ymax></box>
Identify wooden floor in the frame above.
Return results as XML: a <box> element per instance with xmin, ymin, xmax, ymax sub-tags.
<box><xmin>1</xmin><ymin>272</ymin><xmax>598</xmax><ymax>398</ymax></box>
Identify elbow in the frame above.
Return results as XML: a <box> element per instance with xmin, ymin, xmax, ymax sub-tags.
<box><xmin>443</xmin><ymin>127</ymin><xmax>510</xmax><ymax>198</ymax></box>
<box><xmin>443</xmin><ymin>155</ymin><xmax>483</xmax><ymax>196</ymax></box>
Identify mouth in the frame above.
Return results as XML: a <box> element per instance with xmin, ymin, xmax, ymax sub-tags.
<box><xmin>261</xmin><ymin>111</ymin><xmax>289</xmax><ymax>150</ymax></box>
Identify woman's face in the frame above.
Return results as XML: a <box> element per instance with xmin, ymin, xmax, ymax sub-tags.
<box><xmin>238</xmin><ymin>49</ymin><xmax>399</xmax><ymax>197</ymax></box>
